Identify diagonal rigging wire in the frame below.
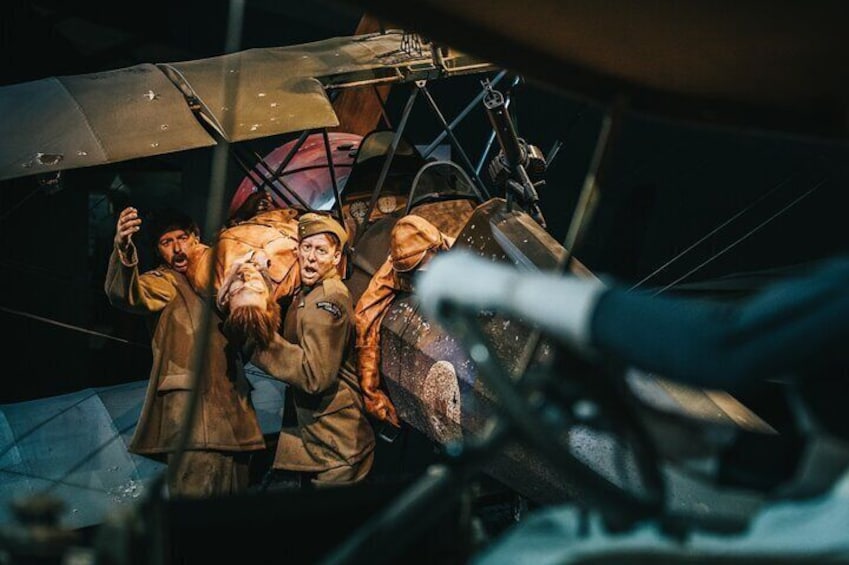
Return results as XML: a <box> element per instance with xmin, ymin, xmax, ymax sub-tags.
<box><xmin>648</xmin><ymin>177</ymin><xmax>827</xmax><ymax>296</ymax></box>
<box><xmin>0</xmin><ymin>258</ymin><xmax>103</xmax><ymax>289</ymax></box>
<box><xmin>628</xmin><ymin>175</ymin><xmax>795</xmax><ymax>291</ymax></box>
<box><xmin>0</xmin><ymin>305</ymin><xmax>148</xmax><ymax>348</ymax></box>
<box><xmin>0</xmin><ymin>188</ymin><xmax>42</xmax><ymax>223</ymax></box>
<box><xmin>0</xmin><ymin>304</ymin><xmax>273</xmax><ymax>375</ymax></box>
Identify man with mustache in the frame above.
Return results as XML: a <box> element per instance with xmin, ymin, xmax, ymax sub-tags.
<box><xmin>105</xmin><ymin>206</ymin><xmax>266</xmax><ymax>497</ymax></box>
<box><xmin>218</xmin><ymin>212</ymin><xmax>375</xmax><ymax>488</ymax></box>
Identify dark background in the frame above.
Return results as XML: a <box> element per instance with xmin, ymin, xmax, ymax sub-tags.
<box><xmin>2</xmin><ymin>0</ymin><xmax>848</xmax><ymax>405</ymax></box>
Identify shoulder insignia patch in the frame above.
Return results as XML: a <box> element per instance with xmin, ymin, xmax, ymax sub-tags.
<box><xmin>315</xmin><ymin>301</ymin><xmax>342</xmax><ymax>320</ymax></box>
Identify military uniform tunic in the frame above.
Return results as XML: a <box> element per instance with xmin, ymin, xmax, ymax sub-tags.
<box><xmin>253</xmin><ymin>274</ymin><xmax>375</xmax><ymax>484</ymax></box>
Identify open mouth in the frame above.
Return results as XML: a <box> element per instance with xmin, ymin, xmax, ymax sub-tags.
<box><xmin>172</xmin><ymin>254</ymin><xmax>188</xmax><ymax>271</ymax></box>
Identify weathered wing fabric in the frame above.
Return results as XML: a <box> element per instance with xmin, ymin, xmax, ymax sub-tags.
<box><xmin>0</xmin><ymin>64</ymin><xmax>216</xmax><ymax>181</ymax></box>
<box><xmin>0</xmin><ymin>368</ymin><xmax>285</xmax><ymax>530</ymax></box>
<box><xmin>0</xmin><ymin>30</ymin><xmax>493</xmax><ymax>181</ymax></box>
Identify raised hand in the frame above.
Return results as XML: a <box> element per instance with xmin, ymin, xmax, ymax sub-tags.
<box><xmin>115</xmin><ymin>207</ymin><xmax>141</xmax><ymax>253</ymax></box>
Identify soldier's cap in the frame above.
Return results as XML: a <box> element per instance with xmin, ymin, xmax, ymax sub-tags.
<box><xmin>298</xmin><ymin>212</ymin><xmax>348</xmax><ymax>248</ymax></box>
<box><xmin>390</xmin><ymin>215</ymin><xmax>444</xmax><ymax>273</ymax></box>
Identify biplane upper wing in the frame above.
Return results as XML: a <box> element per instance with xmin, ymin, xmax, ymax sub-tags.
<box><xmin>0</xmin><ymin>30</ymin><xmax>494</xmax><ymax>182</ymax></box>
<box><xmin>0</xmin><ymin>64</ymin><xmax>217</xmax><ymax>183</ymax></box>
<box><xmin>342</xmin><ymin>1</ymin><xmax>849</xmax><ymax>138</ymax></box>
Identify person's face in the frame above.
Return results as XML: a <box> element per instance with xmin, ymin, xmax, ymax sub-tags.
<box><xmin>226</xmin><ymin>262</ymin><xmax>271</xmax><ymax>310</ymax></box>
<box><xmin>220</xmin><ymin>259</ymin><xmax>280</xmax><ymax>348</ymax></box>
<box><xmin>298</xmin><ymin>233</ymin><xmax>340</xmax><ymax>287</ymax></box>
<box><xmin>157</xmin><ymin>229</ymin><xmax>199</xmax><ymax>273</ymax></box>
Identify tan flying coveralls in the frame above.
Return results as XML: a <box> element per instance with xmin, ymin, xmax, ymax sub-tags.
<box><xmin>188</xmin><ymin>208</ymin><xmax>301</xmax><ymax>301</ymax></box>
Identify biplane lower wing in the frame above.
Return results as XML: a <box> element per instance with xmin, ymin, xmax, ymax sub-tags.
<box><xmin>0</xmin><ymin>368</ymin><xmax>285</xmax><ymax>530</ymax></box>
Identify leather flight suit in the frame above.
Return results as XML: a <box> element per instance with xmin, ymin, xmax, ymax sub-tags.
<box><xmin>354</xmin><ymin>215</ymin><xmax>454</xmax><ymax>427</ymax></box>
<box><xmin>188</xmin><ymin>208</ymin><xmax>301</xmax><ymax>302</ymax></box>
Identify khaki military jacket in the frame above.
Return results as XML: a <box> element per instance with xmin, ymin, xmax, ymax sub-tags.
<box><xmin>252</xmin><ymin>274</ymin><xmax>375</xmax><ymax>473</ymax></box>
<box><xmin>105</xmin><ymin>245</ymin><xmax>266</xmax><ymax>455</ymax></box>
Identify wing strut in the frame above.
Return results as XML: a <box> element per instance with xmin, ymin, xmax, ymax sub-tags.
<box><xmin>321</xmin><ymin>128</ymin><xmax>346</xmax><ymax>220</ymax></box>
<box><xmin>231</xmin><ymin>146</ymin><xmax>311</xmax><ymax>210</ymax></box>
<box><xmin>421</xmin><ymin>69</ymin><xmax>508</xmax><ymax>158</ymax></box>
<box><xmin>417</xmin><ymin>81</ymin><xmax>490</xmax><ymax>201</ymax></box>
<box><xmin>354</xmin><ymin>85</ymin><xmax>420</xmax><ymax>247</ymax></box>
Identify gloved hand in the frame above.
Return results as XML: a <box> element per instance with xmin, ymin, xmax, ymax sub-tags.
<box><xmin>364</xmin><ymin>389</ymin><xmax>401</xmax><ymax>428</ymax></box>
<box><xmin>358</xmin><ymin>345</ymin><xmax>401</xmax><ymax>427</ymax></box>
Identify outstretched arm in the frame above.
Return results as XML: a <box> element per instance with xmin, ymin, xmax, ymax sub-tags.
<box><xmin>104</xmin><ymin>206</ymin><xmax>178</xmax><ymax>313</ymax></box>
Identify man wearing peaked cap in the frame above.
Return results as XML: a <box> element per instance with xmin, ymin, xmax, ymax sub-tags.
<box><xmin>105</xmin><ymin>206</ymin><xmax>266</xmax><ymax>497</ymax></box>
<box><xmin>354</xmin><ymin>215</ymin><xmax>455</xmax><ymax>428</ymax></box>
<box><xmin>248</xmin><ymin>210</ymin><xmax>375</xmax><ymax>488</ymax></box>
<box><xmin>297</xmin><ymin>211</ymin><xmax>349</xmax><ymax>248</ymax></box>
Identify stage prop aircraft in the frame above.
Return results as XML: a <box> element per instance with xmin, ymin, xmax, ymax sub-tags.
<box><xmin>1</xmin><ymin>4</ymin><xmax>831</xmax><ymax>563</ymax></box>
<box><xmin>0</xmin><ymin>24</ymin><xmax>498</xmax><ymax>538</ymax></box>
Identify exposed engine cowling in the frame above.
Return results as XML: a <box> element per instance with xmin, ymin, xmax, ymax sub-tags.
<box><xmin>486</xmin><ymin>141</ymin><xmax>546</xmax><ymax>188</ymax></box>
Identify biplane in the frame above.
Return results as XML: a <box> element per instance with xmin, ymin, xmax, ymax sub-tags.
<box><xmin>0</xmin><ymin>3</ymin><xmax>571</xmax><ymax>549</ymax></box>
<box><xmin>1</xmin><ymin>1</ymin><xmax>848</xmax><ymax>564</ymax></box>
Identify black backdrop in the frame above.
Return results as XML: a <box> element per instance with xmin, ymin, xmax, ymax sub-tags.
<box><xmin>2</xmin><ymin>0</ymin><xmax>848</xmax><ymax>404</ymax></box>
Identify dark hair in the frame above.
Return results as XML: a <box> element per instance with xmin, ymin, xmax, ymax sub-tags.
<box><xmin>145</xmin><ymin>207</ymin><xmax>199</xmax><ymax>255</ymax></box>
